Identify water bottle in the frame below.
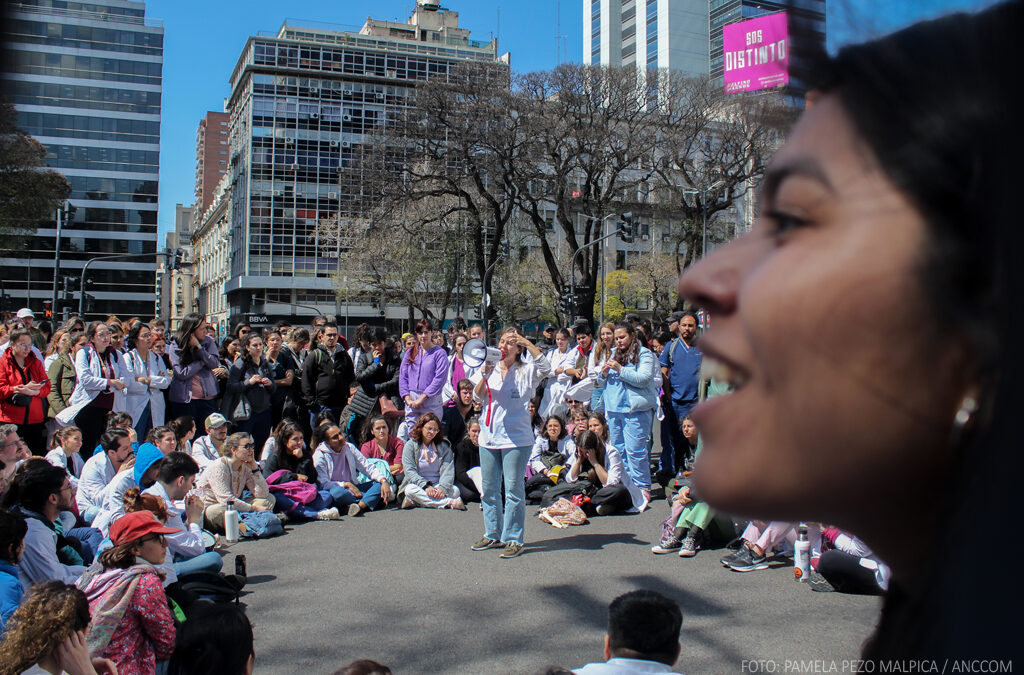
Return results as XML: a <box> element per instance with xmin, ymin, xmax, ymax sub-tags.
<box><xmin>794</xmin><ymin>523</ymin><xmax>810</xmax><ymax>582</ymax></box>
<box><xmin>224</xmin><ymin>499</ymin><xmax>240</xmax><ymax>543</ymax></box>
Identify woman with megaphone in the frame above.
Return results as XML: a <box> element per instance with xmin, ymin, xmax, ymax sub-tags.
<box><xmin>469</xmin><ymin>327</ymin><xmax>550</xmax><ymax>559</ymax></box>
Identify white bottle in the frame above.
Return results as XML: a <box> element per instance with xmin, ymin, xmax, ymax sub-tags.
<box><xmin>224</xmin><ymin>499</ymin><xmax>240</xmax><ymax>543</ymax></box>
<box><xmin>794</xmin><ymin>523</ymin><xmax>810</xmax><ymax>582</ymax></box>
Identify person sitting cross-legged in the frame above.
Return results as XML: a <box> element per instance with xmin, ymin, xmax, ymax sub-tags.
<box><xmin>398</xmin><ymin>413</ymin><xmax>465</xmax><ymax>511</ymax></box>
<box><xmin>313</xmin><ymin>423</ymin><xmax>393</xmax><ymax>517</ymax></box>
<box><xmin>196</xmin><ymin>432</ymin><xmax>275</xmax><ymax>534</ymax></box>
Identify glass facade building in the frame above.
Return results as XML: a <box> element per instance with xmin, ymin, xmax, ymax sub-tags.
<box><xmin>585</xmin><ymin>0</ymin><xmax>711</xmax><ymax>76</ymax></box>
<box><xmin>1</xmin><ymin>0</ymin><xmax>163</xmax><ymax>320</ymax></box>
<box><xmin>223</xmin><ymin>3</ymin><xmax>507</xmax><ymax>321</ymax></box>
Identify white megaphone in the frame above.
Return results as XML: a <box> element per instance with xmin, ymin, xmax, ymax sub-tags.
<box><xmin>463</xmin><ymin>338</ymin><xmax>502</xmax><ymax>369</ymax></box>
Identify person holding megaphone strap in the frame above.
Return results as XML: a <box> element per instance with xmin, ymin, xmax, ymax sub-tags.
<box><xmin>469</xmin><ymin>327</ymin><xmax>550</xmax><ymax>560</ymax></box>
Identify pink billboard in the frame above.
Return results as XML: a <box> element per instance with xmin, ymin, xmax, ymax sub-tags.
<box><xmin>723</xmin><ymin>12</ymin><xmax>789</xmax><ymax>94</ymax></box>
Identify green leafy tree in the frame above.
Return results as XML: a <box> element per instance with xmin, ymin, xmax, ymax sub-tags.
<box><xmin>0</xmin><ymin>98</ymin><xmax>70</xmax><ymax>247</ymax></box>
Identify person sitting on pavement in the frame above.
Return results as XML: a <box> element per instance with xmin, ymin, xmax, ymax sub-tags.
<box><xmin>0</xmin><ymin>580</ymin><xmax>118</xmax><ymax>675</ymax></box>
<box><xmin>720</xmin><ymin>521</ymin><xmax>822</xmax><ymax>573</ymax></box>
<box><xmin>143</xmin><ymin>452</ymin><xmax>224</xmax><ymax>579</ymax></box>
<box><xmin>76</xmin><ymin>429</ymin><xmax>134</xmax><ymax>525</ymax></box>
<box><xmin>144</xmin><ymin>425</ymin><xmax>178</xmax><ymax>456</ymax></box>
<box><xmin>45</xmin><ymin>426</ymin><xmax>85</xmax><ymax>490</ymax></box>
<box><xmin>561</xmin><ymin>428</ymin><xmax>643</xmax><ymax>516</ymax></box>
<box><xmin>441</xmin><ymin>378</ymin><xmax>478</xmax><ymax>447</ymax></box>
<box><xmin>571</xmin><ymin>589</ymin><xmax>683</xmax><ymax>675</ymax></box>
<box><xmin>6</xmin><ymin>462</ymin><xmax>88</xmax><ymax>589</ymax></box>
<box><xmin>312</xmin><ymin>423</ymin><xmax>393</xmax><ymax>517</ymax></box>
<box><xmin>453</xmin><ymin>417</ymin><xmax>481</xmax><ymax>505</ymax></box>
<box><xmin>525</xmin><ymin>415</ymin><xmax>575</xmax><ymax>504</ymax></box>
<box><xmin>398</xmin><ymin>413</ymin><xmax>465</xmax><ymax>511</ymax></box>
<box><xmin>651</xmin><ymin>417</ymin><xmax>713</xmax><ymax>558</ymax></box>
<box><xmin>0</xmin><ymin>507</ymin><xmax>27</xmax><ymax>631</ymax></box>
<box><xmin>264</xmin><ymin>420</ymin><xmax>340</xmax><ymax>522</ymax></box>
<box><xmin>75</xmin><ymin>510</ymin><xmax>177</xmax><ymax>675</ymax></box>
<box><xmin>190</xmin><ymin>413</ymin><xmax>230</xmax><ymax>470</ymax></box>
<box><xmin>196</xmin><ymin>432</ymin><xmax>275</xmax><ymax>534</ymax></box>
<box><xmin>167</xmin><ymin>602</ymin><xmax>255</xmax><ymax>675</ymax></box>
<box><xmin>359</xmin><ymin>415</ymin><xmax>404</xmax><ymax>485</ymax></box>
<box><xmin>90</xmin><ymin>442</ymin><xmax>166</xmax><ymax>538</ymax></box>
<box><xmin>814</xmin><ymin>527</ymin><xmax>890</xmax><ymax>595</ymax></box>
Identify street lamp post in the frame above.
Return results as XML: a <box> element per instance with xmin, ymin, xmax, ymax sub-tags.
<box><xmin>682</xmin><ymin>180</ymin><xmax>727</xmax><ymax>258</ymax></box>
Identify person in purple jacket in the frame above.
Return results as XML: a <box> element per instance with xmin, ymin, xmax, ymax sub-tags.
<box><xmin>398</xmin><ymin>319</ymin><xmax>449</xmax><ymax>441</ymax></box>
<box><xmin>167</xmin><ymin>313</ymin><xmax>227</xmax><ymax>424</ymax></box>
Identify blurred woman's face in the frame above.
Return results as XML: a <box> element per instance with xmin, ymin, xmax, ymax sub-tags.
<box><xmin>92</xmin><ymin>324</ymin><xmax>110</xmax><ymax>350</ymax></box>
<box><xmin>421</xmin><ymin>420</ymin><xmax>439</xmax><ymax>445</ymax></box>
<box><xmin>681</xmin><ymin>419</ymin><xmax>697</xmax><ymax>440</ymax></box>
<box><xmin>600</xmin><ymin>326</ymin><xmax>614</xmax><ymax>345</ymax></box>
<box><xmin>266</xmin><ymin>333</ymin><xmax>281</xmax><ymax>351</ymax></box>
<box><xmin>545</xmin><ymin>419</ymin><xmax>562</xmax><ymax>440</ymax></box>
<box><xmin>555</xmin><ymin>333</ymin><xmax>568</xmax><ymax>350</ymax></box>
<box><xmin>678</xmin><ymin>95</ymin><xmax>971</xmax><ymax>527</ymax></box>
<box><xmin>587</xmin><ymin>417</ymin><xmax>606</xmax><ymax>440</ymax></box>
<box><xmin>66</xmin><ymin>432</ymin><xmax>83</xmax><ymax>453</ymax></box>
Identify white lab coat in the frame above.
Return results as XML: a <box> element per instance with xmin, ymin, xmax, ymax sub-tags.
<box><xmin>55</xmin><ymin>346</ymin><xmax>127</xmax><ymax>426</ymax></box>
<box><xmin>123</xmin><ymin>348</ymin><xmax>171</xmax><ymax>428</ymax></box>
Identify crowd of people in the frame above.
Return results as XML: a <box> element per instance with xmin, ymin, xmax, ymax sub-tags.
<box><xmin>0</xmin><ymin>304</ymin><xmax>887</xmax><ymax>673</ymax></box>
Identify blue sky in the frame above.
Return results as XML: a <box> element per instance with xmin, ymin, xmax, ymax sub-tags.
<box><xmin>150</xmin><ymin>0</ymin><xmax>998</xmax><ymax>242</ymax></box>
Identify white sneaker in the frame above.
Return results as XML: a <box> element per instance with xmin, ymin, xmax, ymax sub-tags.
<box><xmin>449</xmin><ymin>498</ymin><xmax>467</xmax><ymax>511</ymax></box>
<box><xmin>401</xmin><ymin>497</ymin><xmax>415</xmax><ymax>509</ymax></box>
<box><xmin>316</xmin><ymin>507</ymin><xmax>342</xmax><ymax>521</ymax></box>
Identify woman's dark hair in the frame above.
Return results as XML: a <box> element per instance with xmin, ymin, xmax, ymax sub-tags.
<box><xmin>555</xmin><ymin>328</ymin><xmax>571</xmax><ymax>341</ymax></box>
<box><xmin>144</xmin><ymin>424</ymin><xmax>175</xmax><ymax>445</ymax></box>
<box><xmin>353</xmin><ymin>322</ymin><xmax>372</xmax><ymax>345</ymax></box>
<box><xmin>407</xmin><ymin>318</ymin><xmax>434</xmax><ymax>364</ymax></box>
<box><xmin>369</xmin><ymin>325</ymin><xmax>389</xmax><ymax>345</ymax></box>
<box><xmin>175</xmin><ymin>312</ymin><xmax>206</xmax><ymax>363</ymax></box>
<box><xmin>311</xmin><ymin>421</ymin><xmax>336</xmax><ymax>450</ymax></box>
<box><xmin>287</xmin><ymin>326</ymin><xmax>310</xmax><ymax>346</ymax></box>
<box><xmin>574</xmin><ymin>430</ymin><xmax>606</xmax><ymax>479</ymax></box>
<box><xmin>543</xmin><ymin>415</ymin><xmax>566</xmax><ymax>440</ymax></box>
<box><xmin>410</xmin><ymin>412</ymin><xmax>445</xmax><ymax>446</ymax></box>
<box><xmin>105</xmin><ymin>411</ymin><xmax>133</xmax><ymax>429</ymax></box>
<box><xmin>364</xmin><ymin>415</ymin><xmax>390</xmax><ymax>444</ymax></box>
<box><xmin>313</xmin><ymin>408</ymin><xmax>337</xmax><ymax>429</ymax></box>
<box><xmin>332</xmin><ymin>660</ymin><xmax>393</xmax><ymax>675</ymax></box>
<box><xmin>613</xmin><ymin>322</ymin><xmax>641</xmax><ymax>367</ymax></box>
<box><xmin>788</xmin><ymin>1</ymin><xmax>1022</xmax><ymax>662</ymax></box>
<box><xmin>654</xmin><ymin>331</ymin><xmax>674</xmax><ymax>348</ymax></box>
<box><xmin>0</xmin><ymin>508</ymin><xmax>27</xmax><ymax>563</ymax></box>
<box><xmin>170</xmin><ymin>416</ymin><xmax>195</xmax><ymax>444</ymax></box>
<box><xmin>586</xmin><ymin>412</ymin><xmax>609</xmax><ymax>442</ymax></box>
<box><xmin>239</xmin><ymin>333</ymin><xmax>263</xmax><ymax>365</ymax></box>
<box><xmin>219</xmin><ymin>336</ymin><xmax>237</xmax><ymax>362</ymax></box>
<box><xmin>528</xmin><ymin>395</ymin><xmax>543</xmax><ymax>430</ymax></box>
<box><xmin>232</xmin><ymin>322</ymin><xmax>251</xmax><ymax>340</ymax></box>
<box><xmin>274</xmin><ymin>420</ymin><xmax>307</xmax><ymax>472</ymax></box>
<box><xmin>125</xmin><ymin>322</ymin><xmax>151</xmax><ymax>351</ymax></box>
<box><xmin>167</xmin><ymin>602</ymin><xmax>254</xmax><ymax>675</ymax></box>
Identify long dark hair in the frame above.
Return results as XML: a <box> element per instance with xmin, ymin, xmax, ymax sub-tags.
<box><xmin>273</xmin><ymin>420</ymin><xmax>308</xmax><ymax>472</ymax></box>
<box><xmin>797</xmin><ymin>0</ymin><xmax>1021</xmax><ymax>661</ymax></box>
<box><xmin>612</xmin><ymin>322</ymin><xmax>640</xmax><ymax>367</ymax></box>
<box><xmin>126</xmin><ymin>321</ymin><xmax>150</xmax><ymax>352</ymax></box>
<box><xmin>175</xmin><ymin>312</ymin><xmax>206</xmax><ymax>363</ymax></box>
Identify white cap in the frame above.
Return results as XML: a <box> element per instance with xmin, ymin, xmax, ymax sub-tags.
<box><xmin>16</xmin><ymin>308</ymin><xmax>33</xmax><ymax>319</ymax></box>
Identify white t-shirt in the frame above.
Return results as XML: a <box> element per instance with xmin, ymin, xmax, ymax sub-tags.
<box><xmin>476</xmin><ymin>356</ymin><xmax>550</xmax><ymax>450</ymax></box>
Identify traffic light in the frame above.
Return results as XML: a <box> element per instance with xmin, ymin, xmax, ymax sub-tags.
<box><xmin>617</xmin><ymin>212</ymin><xmax>635</xmax><ymax>243</ymax></box>
<box><xmin>560</xmin><ymin>284</ymin><xmax>575</xmax><ymax>317</ymax></box>
<box><xmin>43</xmin><ymin>300</ymin><xmax>52</xmax><ymax>318</ymax></box>
<box><xmin>84</xmin><ymin>293</ymin><xmax>96</xmax><ymax>312</ymax></box>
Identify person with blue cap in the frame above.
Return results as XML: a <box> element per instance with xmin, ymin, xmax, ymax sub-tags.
<box><xmin>90</xmin><ymin>442</ymin><xmax>167</xmax><ymax>537</ymax></box>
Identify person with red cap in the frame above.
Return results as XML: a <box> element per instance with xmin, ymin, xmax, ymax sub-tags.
<box><xmin>75</xmin><ymin>510</ymin><xmax>178</xmax><ymax>675</ymax></box>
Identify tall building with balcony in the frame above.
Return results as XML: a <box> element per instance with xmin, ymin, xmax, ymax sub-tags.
<box><xmin>1</xmin><ymin>0</ymin><xmax>163</xmax><ymax>320</ymax></box>
<box><xmin>193</xmin><ymin>111</ymin><xmax>229</xmax><ymax>221</ymax></box>
<box><xmin>223</xmin><ymin>0</ymin><xmax>508</xmax><ymax>325</ymax></box>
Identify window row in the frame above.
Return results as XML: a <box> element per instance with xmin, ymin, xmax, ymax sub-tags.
<box><xmin>18</xmin><ymin>111</ymin><xmax>160</xmax><ymax>144</ymax></box>
<box><xmin>7</xmin><ymin>19</ymin><xmax>163</xmax><ymax>55</ymax></box>
<box><xmin>4</xmin><ymin>79</ymin><xmax>161</xmax><ymax>115</ymax></box>
<box><xmin>8</xmin><ymin>50</ymin><xmax>162</xmax><ymax>85</ymax></box>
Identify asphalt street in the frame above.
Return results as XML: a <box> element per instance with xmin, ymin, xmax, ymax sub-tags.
<box><xmin>225</xmin><ymin>500</ymin><xmax>881</xmax><ymax>675</ymax></box>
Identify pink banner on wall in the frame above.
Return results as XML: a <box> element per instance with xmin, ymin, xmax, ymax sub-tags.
<box><xmin>723</xmin><ymin>12</ymin><xmax>789</xmax><ymax>94</ymax></box>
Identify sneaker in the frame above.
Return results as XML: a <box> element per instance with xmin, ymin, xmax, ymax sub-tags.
<box><xmin>727</xmin><ymin>546</ymin><xmax>769</xmax><ymax>572</ymax></box>
<box><xmin>448</xmin><ymin>498</ymin><xmax>467</xmax><ymax>511</ymax></box>
<box><xmin>316</xmin><ymin>507</ymin><xmax>342</xmax><ymax>521</ymax></box>
<box><xmin>678</xmin><ymin>534</ymin><xmax>699</xmax><ymax>557</ymax></box>
<box><xmin>720</xmin><ymin>544</ymin><xmax>749</xmax><ymax>567</ymax></box>
<box><xmin>401</xmin><ymin>497</ymin><xmax>415</xmax><ymax>510</ymax></box>
<box><xmin>499</xmin><ymin>542</ymin><xmax>524</xmax><ymax>559</ymax></box>
<box><xmin>470</xmin><ymin>537</ymin><xmax>502</xmax><ymax>551</ymax></box>
<box><xmin>347</xmin><ymin>503</ymin><xmax>364</xmax><ymax>517</ymax></box>
<box><xmin>651</xmin><ymin>539</ymin><xmax>682</xmax><ymax>554</ymax></box>
<box><xmin>595</xmin><ymin>504</ymin><xmax>615</xmax><ymax>516</ymax></box>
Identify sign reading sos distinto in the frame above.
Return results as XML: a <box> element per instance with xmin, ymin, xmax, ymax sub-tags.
<box><xmin>722</xmin><ymin>12</ymin><xmax>789</xmax><ymax>94</ymax></box>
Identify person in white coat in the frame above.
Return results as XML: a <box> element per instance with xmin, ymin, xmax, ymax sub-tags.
<box><xmin>55</xmin><ymin>322</ymin><xmax>128</xmax><ymax>460</ymax></box>
<box><xmin>538</xmin><ymin>329</ymin><xmax>575</xmax><ymax>419</ymax></box>
<box><xmin>123</xmin><ymin>322</ymin><xmax>171</xmax><ymax>441</ymax></box>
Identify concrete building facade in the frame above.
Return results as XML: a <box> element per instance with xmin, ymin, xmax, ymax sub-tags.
<box><xmin>1</xmin><ymin>0</ymin><xmax>163</xmax><ymax>321</ymax></box>
<box><xmin>221</xmin><ymin>0</ymin><xmax>507</xmax><ymax>326</ymax></box>
<box><xmin>584</xmin><ymin>0</ymin><xmax>710</xmax><ymax>75</ymax></box>
<box><xmin>193</xmin><ymin>111</ymin><xmax>230</xmax><ymax>219</ymax></box>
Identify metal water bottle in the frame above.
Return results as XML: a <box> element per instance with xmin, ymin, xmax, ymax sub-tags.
<box><xmin>794</xmin><ymin>523</ymin><xmax>810</xmax><ymax>582</ymax></box>
<box><xmin>224</xmin><ymin>499</ymin><xmax>240</xmax><ymax>543</ymax></box>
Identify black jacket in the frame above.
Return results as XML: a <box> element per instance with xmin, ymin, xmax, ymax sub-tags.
<box><xmin>348</xmin><ymin>349</ymin><xmax>401</xmax><ymax>419</ymax></box>
<box><xmin>300</xmin><ymin>345</ymin><xmax>355</xmax><ymax>409</ymax></box>
<box><xmin>225</xmin><ymin>356</ymin><xmax>277</xmax><ymax>416</ymax></box>
<box><xmin>453</xmin><ymin>437</ymin><xmax>480</xmax><ymax>497</ymax></box>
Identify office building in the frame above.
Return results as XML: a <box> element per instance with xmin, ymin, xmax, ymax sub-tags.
<box><xmin>1</xmin><ymin>0</ymin><xmax>163</xmax><ymax>320</ymax></box>
<box><xmin>222</xmin><ymin>0</ymin><xmax>507</xmax><ymax>325</ymax></box>
<box><xmin>194</xmin><ymin>111</ymin><xmax>229</xmax><ymax>220</ymax></box>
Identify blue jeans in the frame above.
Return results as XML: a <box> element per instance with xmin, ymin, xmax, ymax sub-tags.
<box><xmin>274</xmin><ymin>490</ymin><xmax>333</xmax><ymax>520</ymax></box>
<box><xmin>479</xmin><ymin>444</ymin><xmax>531</xmax><ymax>545</ymax></box>
<box><xmin>607</xmin><ymin>409</ymin><xmax>654</xmax><ymax>490</ymax></box>
<box><xmin>173</xmin><ymin>551</ymin><xmax>223</xmax><ymax>576</ymax></box>
<box><xmin>328</xmin><ymin>481</ymin><xmax>381</xmax><ymax>511</ymax></box>
<box><xmin>67</xmin><ymin>526</ymin><xmax>103</xmax><ymax>564</ymax></box>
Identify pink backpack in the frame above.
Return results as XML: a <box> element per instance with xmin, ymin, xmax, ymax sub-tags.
<box><xmin>266</xmin><ymin>470</ymin><xmax>318</xmax><ymax>504</ymax></box>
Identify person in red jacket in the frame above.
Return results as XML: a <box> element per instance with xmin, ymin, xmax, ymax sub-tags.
<box><xmin>0</xmin><ymin>328</ymin><xmax>52</xmax><ymax>456</ymax></box>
